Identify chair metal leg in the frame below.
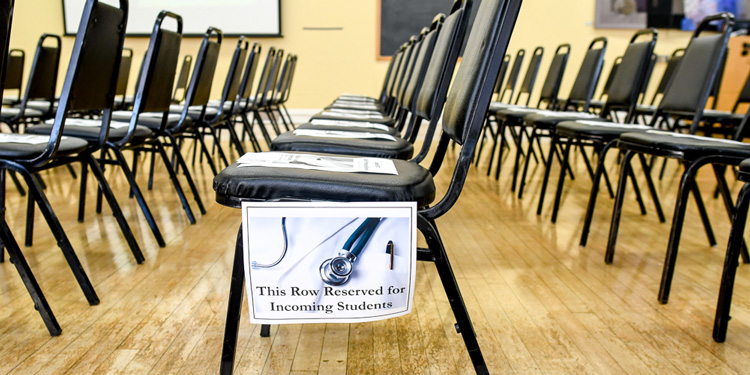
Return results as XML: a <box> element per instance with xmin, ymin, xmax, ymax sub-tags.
<box><xmin>148</xmin><ymin>151</ymin><xmax>156</xmax><ymax>190</ymax></box>
<box><xmin>206</xmin><ymin>125</ymin><xmax>231</xmax><ymax>169</ymax></box>
<box><xmin>192</xmin><ymin>128</ymin><xmax>219</xmax><ymax>176</ymax></box>
<box><xmin>84</xmin><ymin>154</ymin><xmax>145</xmax><ymax>264</ymax></box>
<box><xmin>713</xmin><ymin>181</ymin><xmax>750</xmax><ymax>342</ymax></box>
<box><xmin>418</xmin><ymin>215</ymin><xmax>489</xmax><ymax>375</ymax></box>
<box><xmin>9</xmin><ymin>171</ymin><xmax>25</xmax><ymax>196</ymax></box>
<box><xmin>511</xmin><ymin>125</ymin><xmax>527</xmax><ymax>191</ymax></box>
<box><xmin>626</xmin><ymin>166</ymin><xmax>647</xmax><ymax>216</ymax></box>
<box><xmin>282</xmin><ymin>104</ymin><xmax>295</xmax><ymax>128</ymax></box>
<box><xmin>517</xmin><ymin>127</ymin><xmax>537</xmax><ymax>198</ymax></box>
<box><xmin>77</xmin><ymin>160</ymin><xmax>88</xmax><ymax>223</ymax></box>
<box><xmin>638</xmin><ymin>153</ymin><xmax>665</xmax><ymax>223</ymax></box>
<box><xmin>165</xmin><ymin>135</ymin><xmax>207</xmax><ymax>215</ymax></box>
<box><xmin>220</xmin><ymin>226</ymin><xmax>245</xmax><ymax>375</ymax></box>
<box><xmin>712</xmin><ymin>164</ymin><xmax>750</xmax><ymax>264</ymax></box>
<box><xmin>536</xmin><ymin>134</ymin><xmax>559</xmax><ymax>215</ymax></box>
<box><xmin>658</xmin><ymin>161</ymin><xmax>701</xmax><ymax>304</ymax></box>
<box><xmin>691</xmin><ymin>181</ymin><xmax>717</xmax><ymax>247</ymax></box>
<box><xmin>494</xmin><ymin>121</ymin><xmax>508</xmax><ymax>180</ymax></box>
<box><xmin>0</xmin><ymin>216</ymin><xmax>61</xmax><ymax>336</ymax></box>
<box><xmin>111</xmin><ymin>147</ymin><xmax>166</xmax><ymax>247</ymax></box>
<box><xmin>154</xmin><ymin>140</ymin><xmax>197</xmax><ymax>224</ymax></box>
<box><xmin>580</xmin><ymin>140</ymin><xmax>617</xmax><ymax>247</ymax></box>
<box><xmin>605</xmin><ymin>150</ymin><xmax>636</xmax><ymax>264</ymax></box>
<box><xmin>224</xmin><ymin>119</ymin><xmax>246</xmax><ymax>156</ymax></box>
<box><xmin>24</xmin><ymin>192</ymin><xmax>34</xmax><ymax>246</ymax></box>
<box><xmin>14</xmin><ymin>165</ymin><xmax>100</xmax><ymax>305</ymax></box>
<box><xmin>551</xmin><ymin>137</ymin><xmax>574</xmax><ymax>223</ymax></box>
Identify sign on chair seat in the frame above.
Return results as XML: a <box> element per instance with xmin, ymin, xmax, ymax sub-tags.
<box><xmin>242</xmin><ymin>201</ymin><xmax>417</xmax><ymax>324</ymax></box>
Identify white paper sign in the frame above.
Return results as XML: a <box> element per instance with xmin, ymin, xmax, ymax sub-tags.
<box><xmin>241</xmin><ymin>202</ymin><xmax>418</xmax><ymax>324</ymax></box>
<box><xmin>293</xmin><ymin>129</ymin><xmax>397</xmax><ymax>141</ymax></box>
<box><xmin>310</xmin><ymin>119</ymin><xmax>391</xmax><ymax>132</ymax></box>
<box><xmin>236</xmin><ymin>152</ymin><xmax>399</xmax><ymax>175</ymax></box>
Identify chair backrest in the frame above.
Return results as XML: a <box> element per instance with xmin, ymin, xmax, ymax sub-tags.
<box><xmin>259</xmin><ymin>48</ymin><xmax>283</xmax><ymax>107</ymax></box>
<box><xmin>492</xmin><ymin>54</ymin><xmax>510</xmax><ymax>100</ymax></box>
<box><xmin>272</xmin><ymin>53</ymin><xmax>294</xmax><ymax>104</ymax></box>
<box><xmin>409</xmin><ymin>0</ymin><xmax>472</xmax><ymax>160</ymax></box>
<box><xmin>171</xmin><ymin>54</ymin><xmax>192</xmax><ymax>103</ymax></box>
<box><xmin>601</xmin><ymin>29</ymin><xmax>657</xmax><ymax>122</ymax></box>
<box><xmin>396</xmin><ymin>30</ymin><xmax>427</xmax><ymax>107</ymax></box>
<box><xmin>400</xmin><ymin>18</ymin><xmax>442</xmax><ymax>116</ymax></box>
<box><xmin>3</xmin><ymin>49</ymin><xmax>23</xmax><ymax>100</ymax></box>
<box><xmin>29</xmin><ymin>0</ymin><xmax>127</xmax><ymax>166</ymax></box>
<box><xmin>383</xmin><ymin>46</ymin><xmax>406</xmax><ymax>108</ymax></box>
<box><xmin>731</xmin><ymin>64</ymin><xmax>750</xmax><ymax>113</ymax></box>
<box><xmin>536</xmin><ymin>43</ymin><xmax>570</xmax><ymax>109</ymax></box>
<box><xmin>598</xmin><ymin>56</ymin><xmax>621</xmax><ymax>100</ymax></box>
<box><xmin>565</xmin><ymin>37</ymin><xmax>607</xmax><ymax>111</ymax></box>
<box><xmin>391</xmin><ymin>37</ymin><xmax>418</xmax><ymax>109</ymax></box>
<box><xmin>422</xmin><ymin>0</ymin><xmax>522</xmax><ymax>219</ymax></box>
<box><xmin>514</xmin><ymin>46</ymin><xmax>543</xmax><ymax>105</ymax></box>
<box><xmin>378</xmin><ymin>51</ymin><xmax>397</xmax><ymax>104</ymax></box>
<box><xmin>500</xmin><ymin>48</ymin><xmax>524</xmax><ymax>102</ymax></box>
<box><xmin>650</xmin><ymin>48</ymin><xmax>684</xmax><ymax>105</ymax></box>
<box><xmin>708</xmin><ymin>50</ymin><xmax>727</xmax><ymax>109</ymax></box>
<box><xmin>175</xmin><ymin>27</ymin><xmax>222</xmax><ymax>129</ymax></box>
<box><xmin>638</xmin><ymin>53</ymin><xmax>657</xmax><ymax>104</ymax></box>
<box><xmin>114</xmin><ymin>47</ymin><xmax>132</xmax><ymax>108</ymax></box>
<box><xmin>236</xmin><ymin>43</ymin><xmax>261</xmax><ymax>114</ymax></box>
<box><xmin>118</xmin><ymin>11</ymin><xmax>183</xmax><ymax>144</ymax></box>
<box><xmin>0</xmin><ymin>0</ymin><xmax>13</xmax><ymax>115</ymax></box>
<box><xmin>216</xmin><ymin>36</ymin><xmax>249</xmax><ymax>118</ymax></box>
<box><xmin>17</xmin><ymin>34</ymin><xmax>61</xmax><ymax>117</ymax></box>
<box><xmin>251</xmin><ymin>47</ymin><xmax>276</xmax><ymax>109</ymax></box>
<box><xmin>278</xmin><ymin>54</ymin><xmax>297</xmax><ymax>105</ymax></box>
<box><xmin>655</xmin><ymin>13</ymin><xmax>733</xmax><ymax>133</ymax></box>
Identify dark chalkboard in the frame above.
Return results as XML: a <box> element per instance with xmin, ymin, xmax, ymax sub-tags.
<box><xmin>379</xmin><ymin>0</ymin><xmax>481</xmax><ymax>57</ymax></box>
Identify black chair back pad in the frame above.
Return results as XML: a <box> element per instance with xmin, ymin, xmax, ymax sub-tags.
<box><xmin>140</xmin><ymin>29</ymin><xmax>182</xmax><ymax>113</ymax></box>
<box><xmin>238</xmin><ymin>43</ymin><xmax>261</xmax><ymax>101</ymax></box>
<box><xmin>278</xmin><ymin>55</ymin><xmax>297</xmax><ymax>103</ymax></box>
<box><xmin>403</xmin><ymin>24</ymin><xmax>440</xmax><ymax>111</ymax></box>
<box><xmin>441</xmin><ymin>0</ymin><xmax>519</xmax><ymax>146</ymax></box>
<box><xmin>396</xmin><ymin>35</ymin><xmax>424</xmax><ymax>106</ymax></box>
<box><xmin>186</xmin><ymin>39</ymin><xmax>220</xmax><ymax>107</ymax></box>
<box><xmin>384</xmin><ymin>48</ymin><xmax>405</xmax><ymax>100</ymax></box>
<box><xmin>604</xmin><ymin>38</ymin><xmax>655</xmax><ymax>111</ymax></box>
<box><xmin>393</xmin><ymin>39</ymin><xmax>417</xmax><ymax>105</ymax></box>
<box><xmin>3</xmin><ymin>49</ymin><xmax>23</xmax><ymax>91</ymax></box>
<box><xmin>252</xmin><ymin>47</ymin><xmax>276</xmax><ymax>104</ymax></box>
<box><xmin>65</xmin><ymin>2</ymin><xmax>125</xmax><ymax>112</ymax></box>
<box><xmin>567</xmin><ymin>45</ymin><xmax>606</xmax><ymax>103</ymax></box>
<box><xmin>26</xmin><ymin>37</ymin><xmax>60</xmax><ymax>100</ymax></box>
<box><xmin>414</xmin><ymin>3</ymin><xmax>469</xmax><ymax>121</ymax></box>
<box><xmin>259</xmin><ymin>49</ymin><xmax>283</xmax><ymax>106</ymax></box>
<box><xmin>221</xmin><ymin>39</ymin><xmax>248</xmax><ymax>105</ymax></box>
<box><xmin>652</xmin><ymin>50</ymin><xmax>683</xmax><ymax>102</ymax></box>
<box><xmin>658</xmin><ymin>34</ymin><xmax>727</xmax><ymax>114</ymax></box>
<box><xmin>172</xmin><ymin>55</ymin><xmax>192</xmax><ymax>101</ymax></box>
<box><xmin>273</xmin><ymin>54</ymin><xmax>293</xmax><ymax>103</ymax></box>
<box><xmin>504</xmin><ymin>49</ymin><xmax>524</xmax><ymax>92</ymax></box>
<box><xmin>516</xmin><ymin>46</ymin><xmax>543</xmax><ymax>100</ymax></box>
<box><xmin>0</xmin><ymin>0</ymin><xmax>11</xmax><ymax>99</ymax></box>
<box><xmin>599</xmin><ymin>56</ymin><xmax>621</xmax><ymax>97</ymax></box>
<box><xmin>115</xmin><ymin>48</ymin><xmax>133</xmax><ymax>97</ymax></box>
<box><xmin>493</xmin><ymin>54</ymin><xmax>510</xmax><ymax>95</ymax></box>
<box><xmin>537</xmin><ymin>45</ymin><xmax>570</xmax><ymax>104</ymax></box>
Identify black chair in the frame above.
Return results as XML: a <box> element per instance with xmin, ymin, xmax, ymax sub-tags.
<box><xmin>496</xmin><ymin>48</ymin><xmax>525</xmax><ymax>104</ymax></box>
<box><xmin>1</xmin><ymin>34</ymin><xmax>60</xmax><ymax>132</ymax></box>
<box><xmin>2</xmin><ymin>48</ymin><xmax>23</xmax><ymax>105</ymax></box>
<box><xmin>480</xmin><ymin>43</ymin><xmax>571</xmax><ymax>176</ymax></box>
<box><xmin>215</xmin><ymin>0</ymin><xmax>521</xmax><ymax>373</ymax></box>
<box><xmin>600</xmin><ymin>14</ymin><xmax>737</xmax><ymax>304</ymax></box>
<box><xmin>0</xmin><ymin>0</ymin><xmax>129</xmax><ymax>309</ymax></box>
<box><xmin>0</xmin><ymin>0</ymin><xmax>62</xmax><ymax>337</ymax></box>
<box><xmin>714</xmin><ymin>158</ymin><xmax>750</xmax><ymax>343</ymax></box>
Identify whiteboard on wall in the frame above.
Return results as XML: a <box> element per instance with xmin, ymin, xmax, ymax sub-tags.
<box><xmin>62</xmin><ymin>0</ymin><xmax>282</xmax><ymax>37</ymax></box>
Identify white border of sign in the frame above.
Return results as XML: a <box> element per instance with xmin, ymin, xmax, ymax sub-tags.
<box><xmin>241</xmin><ymin>201</ymin><xmax>417</xmax><ymax>324</ymax></box>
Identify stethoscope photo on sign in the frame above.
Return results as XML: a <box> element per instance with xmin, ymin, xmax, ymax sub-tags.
<box><xmin>247</xmin><ymin>216</ymin><xmax>409</xmax><ymax>290</ymax></box>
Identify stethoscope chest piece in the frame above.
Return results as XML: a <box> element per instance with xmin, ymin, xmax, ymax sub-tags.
<box><xmin>320</xmin><ymin>250</ymin><xmax>355</xmax><ymax>286</ymax></box>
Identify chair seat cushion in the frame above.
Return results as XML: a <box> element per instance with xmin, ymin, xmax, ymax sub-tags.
<box><xmin>556</xmin><ymin>119</ymin><xmax>653</xmax><ymax>140</ymax></box>
<box><xmin>0</xmin><ymin>106</ymin><xmax>45</xmax><ymax>119</ymax></box>
<box><xmin>618</xmin><ymin>130</ymin><xmax>750</xmax><ymax>159</ymax></box>
<box><xmin>701</xmin><ymin>109</ymin><xmax>744</xmax><ymax>122</ymax></box>
<box><xmin>524</xmin><ymin>110</ymin><xmax>600</xmax><ymax>129</ymax></box>
<box><xmin>326</xmin><ymin>102</ymin><xmax>384</xmax><ymax>112</ymax></box>
<box><xmin>112</xmin><ymin>111</ymin><xmax>190</xmax><ymax>131</ymax></box>
<box><xmin>488</xmin><ymin>102</ymin><xmax>524</xmax><ymax>112</ymax></box>
<box><xmin>309</xmin><ymin>111</ymin><xmax>396</xmax><ymax>126</ymax></box>
<box><xmin>169</xmin><ymin>104</ymin><xmax>219</xmax><ymax>120</ymax></box>
<box><xmin>271</xmin><ymin>130</ymin><xmax>414</xmax><ymax>159</ymax></box>
<box><xmin>588</xmin><ymin>100</ymin><xmax>605</xmax><ymax>109</ymax></box>
<box><xmin>213</xmin><ymin>151</ymin><xmax>435</xmax><ymax>208</ymax></box>
<box><xmin>26</xmin><ymin>119</ymin><xmax>154</xmax><ymax>143</ymax></box>
<box><xmin>494</xmin><ymin>106</ymin><xmax>542</xmax><ymax>124</ymax></box>
<box><xmin>635</xmin><ymin>103</ymin><xmax>657</xmax><ymax>114</ymax></box>
<box><xmin>295</xmin><ymin>121</ymin><xmax>400</xmax><ymax>136</ymax></box>
<box><xmin>0</xmin><ymin>133</ymin><xmax>88</xmax><ymax>159</ymax></box>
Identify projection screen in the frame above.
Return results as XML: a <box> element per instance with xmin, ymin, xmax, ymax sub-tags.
<box><xmin>62</xmin><ymin>0</ymin><xmax>282</xmax><ymax>37</ymax></box>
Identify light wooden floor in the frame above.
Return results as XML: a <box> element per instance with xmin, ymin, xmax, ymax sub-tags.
<box><xmin>1</xmin><ymin>131</ymin><xmax>749</xmax><ymax>374</ymax></box>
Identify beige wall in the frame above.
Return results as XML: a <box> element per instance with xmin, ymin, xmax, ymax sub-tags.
<box><xmin>9</xmin><ymin>0</ymin><xmax>695</xmax><ymax>109</ymax></box>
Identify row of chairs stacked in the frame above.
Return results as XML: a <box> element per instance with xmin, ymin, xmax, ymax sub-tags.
<box><xmin>0</xmin><ymin>0</ymin><xmax>298</xmax><ymax>337</ymax></box>
<box><xmin>476</xmin><ymin>13</ymin><xmax>749</xmax><ymax>342</ymax></box>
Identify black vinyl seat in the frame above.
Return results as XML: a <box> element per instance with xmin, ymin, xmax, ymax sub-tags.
<box><xmin>216</xmin><ymin>0</ymin><xmax>521</xmax><ymax>373</ymax></box>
